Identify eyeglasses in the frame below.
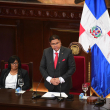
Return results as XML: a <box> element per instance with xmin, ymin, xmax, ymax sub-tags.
<box><xmin>11</xmin><ymin>62</ymin><xmax>19</xmax><ymax>65</ymax></box>
<box><xmin>51</xmin><ymin>42</ymin><xmax>60</xmax><ymax>46</ymax></box>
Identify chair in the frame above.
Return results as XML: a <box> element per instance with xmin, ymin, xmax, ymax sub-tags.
<box><xmin>1</xmin><ymin>60</ymin><xmax>33</xmax><ymax>90</ymax></box>
<box><xmin>68</xmin><ymin>42</ymin><xmax>91</xmax><ymax>95</ymax></box>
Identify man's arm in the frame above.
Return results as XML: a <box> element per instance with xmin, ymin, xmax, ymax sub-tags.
<box><xmin>39</xmin><ymin>50</ymin><xmax>49</xmax><ymax>79</ymax></box>
<box><xmin>62</xmin><ymin>50</ymin><xmax>76</xmax><ymax>80</ymax></box>
<box><xmin>40</xmin><ymin>50</ymin><xmax>60</xmax><ymax>85</ymax></box>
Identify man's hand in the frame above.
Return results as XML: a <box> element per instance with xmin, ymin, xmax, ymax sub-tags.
<box><xmin>54</xmin><ymin>78</ymin><xmax>60</xmax><ymax>84</ymax></box>
<box><xmin>50</xmin><ymin>78</ymin><xmax>60</xmax><ymax>85</ymax></box>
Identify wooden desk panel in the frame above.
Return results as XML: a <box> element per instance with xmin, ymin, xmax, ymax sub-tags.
<box><xmin>33</xmin><ymin>82</ymin><xmax>48</xmax><ymax>92</ymax></box>
<box><xmin>0</xmin><ymin>89</ymin><xmax>110</xmax><ymax>110</ymax></box>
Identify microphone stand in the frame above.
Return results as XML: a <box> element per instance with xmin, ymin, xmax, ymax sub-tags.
<box><xmin>57</xmin><ymin>62</ymin><xmax>64</xmax><ymax>101</ymax></box>
<box><xmin>31</xmin><ymin>77</ymin><xmax>43</xmax><ymax>99</ymax></box>
<box><xmin>95</xmin><ymin>87</ymin><xmax>110</xmax><ymax>104</ymax></box>
<box><xmin>88</xmin><ymin>87</ymin><xmax>110</xmax><ymax>105</ymax></box>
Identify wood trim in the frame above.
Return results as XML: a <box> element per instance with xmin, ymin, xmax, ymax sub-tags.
<box><xmin>91</xmin><ymin>87</ymin><xmax>100</xmax><ymax>97</ymax></box>
<box><xmin>0</xmin><ymin>2</ymin><xmax>83</xmax><ymax>21</ymax></box>
<box><xmin>0</xmin><ymin>24</ymin><xmax>17</xmax><ymax>27</ymax></box>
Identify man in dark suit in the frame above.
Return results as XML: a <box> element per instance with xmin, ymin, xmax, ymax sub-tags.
<box><xmin>40</xmin><ymin>35</ymin><xmax>76</xmax><ymax>94</ymax></box>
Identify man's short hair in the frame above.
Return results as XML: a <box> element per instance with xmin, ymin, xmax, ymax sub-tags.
<box><xmin>49</xmin><ymin>35</ymin><xmax>60</xmax><ymax>42</ymax></box>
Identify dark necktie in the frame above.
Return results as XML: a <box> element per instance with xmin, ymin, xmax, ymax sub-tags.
<box><xmin>54</xmin><ymin>52</ymin><xmax>58</xmax><ymax>69</ymax></box>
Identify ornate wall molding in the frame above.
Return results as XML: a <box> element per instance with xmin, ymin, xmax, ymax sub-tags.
<box><xmin>0</xmin><ymin>2</ymin><xmax>83</xmax><ymax>21</ymax></box>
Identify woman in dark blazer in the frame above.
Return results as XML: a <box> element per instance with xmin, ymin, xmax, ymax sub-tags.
<box><xmin>0</xmin><ymin>55</ymin><xmax>30</xmax><ymax>90</ymax></box>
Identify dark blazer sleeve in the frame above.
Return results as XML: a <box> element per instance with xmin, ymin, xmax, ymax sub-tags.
<box><xmin>39</xmin><ymin>49</ymin><xmax>49</xmax><ymax>79</ymax></box>
<box><xmin>61</xmin><ymin>49</ymin><xmax>76</xmax><ymax>80</ymax></box>
<box><xmin>18</xmin><ymin>69</ymin><xmax>30</xmax><ymax>90</ymax></box>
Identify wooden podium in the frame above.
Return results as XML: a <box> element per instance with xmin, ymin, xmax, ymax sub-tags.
<box><xmin>0</xmin><ymin>89</ymin><xmax>110</xmax><ymax>110</ymax></box>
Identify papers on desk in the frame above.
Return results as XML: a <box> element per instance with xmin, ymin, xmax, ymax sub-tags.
<box><xmin>42</xmin><ymin>92</ymin><xmax>68</xmax><ymax>99</ymax></box>
<box><xmin>82</xmin><ymin>96</ymin><xmax>89</xmax><ymax>99</ymax></box>
<box><xmin>15</xmin><ymin>90</ymin><xmax>25</xmax><ymax>94</ymax></box>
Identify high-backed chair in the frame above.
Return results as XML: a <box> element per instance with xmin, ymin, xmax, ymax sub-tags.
<box><xmin>69</xmin><ymin>42</ymin><xmax>91</xmax><ymax>95</ymax></box>
<box><xmin>1</xmin><ymin>60</ymin><xmax>33</xmax><ymax>90</ymax></box>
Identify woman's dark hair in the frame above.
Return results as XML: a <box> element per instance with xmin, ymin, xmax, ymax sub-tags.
<box><xmin>8</xmin><ymin>55</ymin><xmax>21</xmax><ymax>69</ymax></box>
<box><xmin>49</xmin><ymin>35</ymin><xmax>60</xmax><ymax>42</ymax></box>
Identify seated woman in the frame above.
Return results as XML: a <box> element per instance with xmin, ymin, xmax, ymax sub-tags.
<box><xmin>0</xmin><ymin>55</ymin><xmax>30</xmax><ymax>90</ymax></box>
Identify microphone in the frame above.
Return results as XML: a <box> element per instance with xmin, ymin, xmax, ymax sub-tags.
<box><xmin>88</xmin><ymin>87</ymin><xmax>110</xmax><ymax>105</ymax></box>
<box><xmin>56</xmin><ymin>62</ymin><xmax>64</xmax><ymax>101</ymax></box>
<box><xmin>94</xmin><ymin>87</ymin><xmax>110</xmax><ymax>106</ymax></box>
<box><xmin>31</xmin><ymin>77</ymin><xmax>43</xmax><ymax>99</ymax></box>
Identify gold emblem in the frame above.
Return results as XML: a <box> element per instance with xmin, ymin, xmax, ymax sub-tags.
<box><xmin>71</xmin><ymin>45</ymin><xmax>80</xmax><ymax>55</ymax></box>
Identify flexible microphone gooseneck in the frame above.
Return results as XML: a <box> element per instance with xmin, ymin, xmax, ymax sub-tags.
<box><xmin>31</xmin><ymin>77</ymin><xmax>43</xmax><ymax>99</ymax></box>
<box><xmin>99</xmin><ymin>87</ymin><xmax>110</xmax><ymax>97</ymax></box>
<box><xmin>57</xmin><ymin>62</ymin><xmax>64</xmax><ymax>101</ymax></box>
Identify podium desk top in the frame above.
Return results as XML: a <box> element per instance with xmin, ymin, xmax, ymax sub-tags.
<box><xmin>0</xmin><ymin>89</ymin><xmax>110</xmax><ymax>110</ymax></box>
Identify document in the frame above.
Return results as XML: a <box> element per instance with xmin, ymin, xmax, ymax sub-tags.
<box><xmin>42</xmin><ymin>92</ymin><xmax>68</xmax><ymax>98</ymax></box>
<box><xmin>15</xmin><ymin>90</ymin><xmax>25</xmax><ymax>94</ymax></box>
<box><xmin>82</xmin><ymin>96</ymin><xmax>89</xmax><ymax>99</ymax></box>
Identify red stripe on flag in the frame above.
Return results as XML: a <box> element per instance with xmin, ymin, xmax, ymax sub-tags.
<box><xmin>79</xmin><ymin>24</ymin><xmax>85</xmax><ymax>37</ymax></box>
<box><xmin>107</xmin><ymin>31</ymin><xmax>110</xmax><ymax>36</ymax></box>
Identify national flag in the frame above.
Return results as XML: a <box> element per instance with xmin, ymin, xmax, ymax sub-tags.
<box><xmin>79</xmin><ymin>0</ymin><xmax>110</xmax><ymax>97</ymax></box>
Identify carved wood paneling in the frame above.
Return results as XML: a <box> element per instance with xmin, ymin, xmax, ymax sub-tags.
<box><xmin>0</xmin><ymin>2</ymin><xmax>83</xmax><ymax>21</ymax></box>
<box><xmin>0</xmin><ymin>7</ymin><xmax>81</xmax><ymax>20</ymax></box>
<box><xmin>16</xmin><ymin>20</ymin><xmax>43</xmax><ymax>82</ymax></box>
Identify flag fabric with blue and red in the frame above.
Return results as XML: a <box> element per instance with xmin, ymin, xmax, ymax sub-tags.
<box><xmin>79</xmin><ymin>0</ymin><xmax>110</xmax><ymax>97</ymax></box>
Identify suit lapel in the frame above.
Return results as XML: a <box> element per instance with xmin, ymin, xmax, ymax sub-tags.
<box><xmin>56</xmin><ymin>46</ymin><xmax>64</xmax><ymax>70</ymax></box>
<box><xmin>49</xmin><ymin>46</ymin><xmax>64</xmax><ymax>70</ymax></box>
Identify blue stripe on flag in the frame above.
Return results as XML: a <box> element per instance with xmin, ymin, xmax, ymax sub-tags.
<box><xmin>85</xmin><ymin>0</ymin><xmax>107</xmax><ymax>20</ymax></box>
<box><xmin>91</xmin><ymin>44</ymin><xmax>110</xmax><ymax>97</ymax></box>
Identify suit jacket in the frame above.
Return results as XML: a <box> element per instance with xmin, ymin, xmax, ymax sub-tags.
<box><xmin>40</xmin><ymin>46</ymin><xmax>76</xmax><ymax>92</ymax></box>
<box><xmin>0</xmin><ymin>68</ymin><xmax>30</xmax><ymax>90</ymax></box>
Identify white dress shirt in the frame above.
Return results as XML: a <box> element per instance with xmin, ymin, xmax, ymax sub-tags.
<box><xmin>46</xmin><ymin>49</ymin><xmax>65</xmax><ymax>84</ymax></box>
